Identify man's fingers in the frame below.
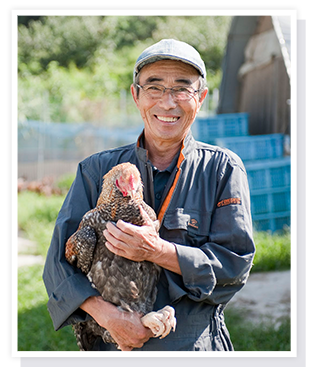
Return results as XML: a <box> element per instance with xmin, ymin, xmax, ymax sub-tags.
<box><xmin>105</xmin><ymin>221</ymin><xmax>135</xmax><ymax>242</ymax></box>
<box><xmin>105</xmin><ymin>221</ymin><xmax>121</xmax><ymax>238</ymax></box>
<box><xmin>139</xmin><ymin>205</ymin><xmax>153</xmax><ymax>225</ymax></box>
<box><xmin>139</xmin><ymin>205</ymin><xmax>160</xmax><ymax>232</ymax></box>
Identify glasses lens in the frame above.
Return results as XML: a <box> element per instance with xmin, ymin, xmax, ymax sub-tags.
<box><xmin>142</xmin><ymin>85</ymin><xmax>164</xmax><ymax>99</ymax></box>
<box><xmin>141</xmin><ymin>84</ymin><xmax>196</xmax><ymax>101</ymax></box>
<box><xmin>172</xmin><ymin>87</ymin><xmax>194</xmax><ymax>101</ymax></box>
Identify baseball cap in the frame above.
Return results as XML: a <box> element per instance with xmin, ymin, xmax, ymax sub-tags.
<box><xmin>133</xmin><ymin>39</ymin><xmax>206</xmax><ymax>81</ymax></box>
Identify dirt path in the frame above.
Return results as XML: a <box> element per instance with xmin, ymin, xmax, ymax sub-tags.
<box><xmin>18</xmin><ymin>236</ymin><xmax>45</xmax><ymax>267</ymax></box>
<box><xmin>227</xmin><ymin>270</ymin><xmax>291</xmax><ymax>326</ymax></box>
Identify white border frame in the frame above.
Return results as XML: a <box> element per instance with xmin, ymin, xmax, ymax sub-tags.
<box><xmin>11</xmin><ymin>7</ymin><xmax>301</xmax><ymax>365</ymax></box>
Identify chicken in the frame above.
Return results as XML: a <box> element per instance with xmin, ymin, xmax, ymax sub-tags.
<box><xmin>65</xmin><ymin>162</ymin><xmax>176</xmax><ymax>350</ymax></box>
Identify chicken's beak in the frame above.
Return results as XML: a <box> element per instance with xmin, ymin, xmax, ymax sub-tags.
<box><xmin>129</xmin><ymin>189</ymin><xmax>142</xmax><ymax>200</ymax></box>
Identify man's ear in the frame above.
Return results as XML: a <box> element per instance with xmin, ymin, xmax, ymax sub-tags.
<box><xmin>199</xmin><ymin>87</ymin><xmax>208</xmax><ymax>105</ymax></box>
<box><xmin>196</xmin><ymin>87</ymin><xmax>208</xmax><ymax>113</ymax></box>
<box><xmin>130</xmin><ymin>84</ymin><xmax>140</xmax><ymax>108</ymax></box>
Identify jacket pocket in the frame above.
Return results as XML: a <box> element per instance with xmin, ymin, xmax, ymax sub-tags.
<box><xmin>162</xmin><ymin>208</ymin><xmax>211</xmax><ymax>247</ymax></box>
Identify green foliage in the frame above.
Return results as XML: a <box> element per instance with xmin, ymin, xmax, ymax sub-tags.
<box><xmin>252</xmin><ymin>230</ymin><xmax>291</xmax><ymax>272</ymax></box>
<box><xmin>152</xmin><ymin>16</ymin><xmax>230</xmax><ymax>73</ymax></box>
<box><xmin>18</xmin><ymin>16</ymin><xmax>103</xmax><ymax>71</ymax></box>
<box><xmin>18</xmin><ymin>16</ymin><xmax>43</xmax><ymax>26</ymax></box>
<box><xmin>18</xmin><ymin>15</ymin><xmax>232</xmax><ymax>123</ymax></box>
<box><xmin>56</xmin><ymin>173</ymin><xmax>76</xmax><ymax>192</ymax></box>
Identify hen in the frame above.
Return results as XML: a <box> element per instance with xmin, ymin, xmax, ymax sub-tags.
<box><xmin>65</xmin><ymin>162</ymin><xmax>176</xmax><ymax>351</ymax></box>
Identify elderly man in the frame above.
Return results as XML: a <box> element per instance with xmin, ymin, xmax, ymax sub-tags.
<box><xmin>43</xmin><ymin>39</ymin><xmax>255</xmax><ymax>351</ymax></box>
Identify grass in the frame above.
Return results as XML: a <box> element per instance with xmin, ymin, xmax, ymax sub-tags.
<box><xmin>18</xmin><ymin>191</ymin><xmax>65</xmax><ymax>257</ymax></box>
<box><xmin>251</xmin><ymin>230</ymin><xmax>291</xmax><ymax>272</ymax></box>
<box><xmin>17</xmin><ymin>190</ymin><xmax>291</xmax><ymax>351</ymax></box>
<box><xmin>224</xmin><ymin>308</ymin><xmax>291</xmax><ymax>351</ymax></box>
<box><xmin>18</xmin><ymin>265</ymin><xmax>79</xmax><ymax>351</ymax></box>
<box><xmin>17</xmin><ymin>263</ymin><xmax>291</xmax><ymax>352</ymax></box>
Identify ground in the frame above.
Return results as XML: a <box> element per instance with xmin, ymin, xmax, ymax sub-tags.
<box><xmin>227</xmin><ymin>270</ymin><xmax>290</xmax><ymax>326</ymax></box>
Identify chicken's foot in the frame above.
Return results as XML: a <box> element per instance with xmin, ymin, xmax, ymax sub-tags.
<box><xmin>141</xmin><ymin>305</ymin><xmax>176</xmax><ymax>339</ymax></box>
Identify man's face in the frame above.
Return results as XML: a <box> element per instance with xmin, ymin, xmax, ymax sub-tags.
<box><xmin>131</xmin><ymin>60</ymin><xmax>208</xmax><ymax>146</ymax></box>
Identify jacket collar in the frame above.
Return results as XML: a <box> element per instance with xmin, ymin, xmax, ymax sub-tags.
<box><xmin>135</xmin><ymin>129</ymin><xmax>196</xmax><ymax>165</ymax></box>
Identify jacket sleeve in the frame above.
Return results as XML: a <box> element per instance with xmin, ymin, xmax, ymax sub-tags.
<box><xmin>42</xmin><ymin>159</ymin><xmax>101</xmax><ymax>331</ymax></box>
<box><xmin>165</xmin><ymin>153</ymin><xmax>255</xmax><ymax>306</ymax></box>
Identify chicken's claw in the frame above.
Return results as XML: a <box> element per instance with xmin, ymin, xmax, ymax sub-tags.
<box><xmin>141</xmin><ymin>305</ymin><xmax>176</xmax><ymax>339</ymax></box>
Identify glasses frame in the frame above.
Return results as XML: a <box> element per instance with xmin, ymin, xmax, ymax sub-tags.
<box><xmin>136</xmin><ymin>83</ymin><xmax>200</xmax><ymax>101</ymax></box>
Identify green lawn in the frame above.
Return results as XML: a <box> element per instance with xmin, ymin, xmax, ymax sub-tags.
<box><xmin>18</xmin><ymin>265</ymin><xmax>79</xmax><ymax>351</ymax></box>
<box><xmin>17</xmin><ymin>190</ymin><xmax>291</xmax><ymax>351</ymax></box>
<box><xmin>225</xmin><ymin>308</ymin><xmax>290</xmax><ymax>351</ymax></box>
<box><xmin>252</xmin><ymin>230</ymin><xmax>291</xmax><ymax>272</ymax></box>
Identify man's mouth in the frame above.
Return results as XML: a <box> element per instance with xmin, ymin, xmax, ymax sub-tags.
<box><xmin>155</xmin><ymin>115</ymin><xmax>180</xmax><ymax>122</ymax></box>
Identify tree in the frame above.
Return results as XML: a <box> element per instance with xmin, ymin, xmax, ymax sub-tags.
<box><xmin>18</xmin><ymin>15</ymin><xmax>232</xmax><ymax>123</ymax></box>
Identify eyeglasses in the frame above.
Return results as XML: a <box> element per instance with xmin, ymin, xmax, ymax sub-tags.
<box><xmin>136</xmin><ymin>83</ymin><xmax>200</xmax><ymax>101</ymax></box>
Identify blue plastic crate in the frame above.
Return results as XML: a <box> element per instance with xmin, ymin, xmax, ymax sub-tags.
<box><xmin>253</xmin><ymin>212</ymin><xmax>290</xmax><ymax>232</ymax></box>
<box><xmin>250</xmin><ymin>187</ymin><xmax>290</xmax><ymax>216</ymax></box>
<box><xmin>214</xmin><ymin>134</ymin><xmax>284</xmax><ymax>161</ymax></box>
<box><xmin>196</xmin><ymin>113</ymin><xmax>249</xmax><ymax>142</ymax></box>
<box><xmin>245</xmin><ymin>157</ymin><xmax>291</xmax><ymax>191</ymax></box>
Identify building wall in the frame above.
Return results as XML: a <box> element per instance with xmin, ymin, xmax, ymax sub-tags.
<box><xmin>217</xmin><ymin>16</ymin><xmax>259</xmax><ymax>114</ymax></box>
<box><xmin>217</xmin><ymin>16</ymin><xmax>291</xmax><ymax>136</ymax></box>
<box><xmin>238</xmin><ymin>54</ymin><xmax>290</xmax><ymax>135</ymax></box>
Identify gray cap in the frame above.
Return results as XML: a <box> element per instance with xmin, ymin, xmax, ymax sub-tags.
<box><xmin>133</xmin><ymin>39</ymin><xmax>206</xmax><ymax>80</ymax></box>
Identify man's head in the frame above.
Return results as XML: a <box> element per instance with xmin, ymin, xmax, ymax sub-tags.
<box><xmin>133</xmin><ymin>39</ymin><xmax>207</xmax><ymax>98</ymax></box>
<box><xmin>131</xmin><ymin>39</ymin><xmax>208</xmax><ymax>146</ymax></box>
<box><xmin>133</xmin><ymin>39</ymin><xmax>207</xmax><ymax>80</ymax></box>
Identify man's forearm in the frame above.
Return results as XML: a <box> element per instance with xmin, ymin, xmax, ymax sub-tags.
<box><xmin>80</xmin><ymin>296</ymin><xmax>152</xmax><ymax>351</ymax></box>
<box><xmin>80</xmin><ymin>295</ymin><xmax>114</xmax><ymax>323</ymax></box>
<box><xmin>148</xmin><ymin>237</ymin><xmax>182</xmax><ymax>275</ymax></box>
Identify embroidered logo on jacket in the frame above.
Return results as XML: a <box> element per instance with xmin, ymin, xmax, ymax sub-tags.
<box><xmin>188</xmin><ymin>218</ymin><xmax>199</xmax><ymax>229</ymax></box>
<box><xmin>217</xmin><ymin>197</ymin><xmax>241</xmax><ymax>208</ymax></box>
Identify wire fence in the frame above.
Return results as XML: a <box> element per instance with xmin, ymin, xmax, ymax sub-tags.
<box><xmin>18</xmin><ymin>120</ymin><xmax>143</xmax><ymax>181</ymax></box>
<box><xmin>18</xmin><ymin>88</ymin><xmax>218</xmax><ymax>181</ymax></box>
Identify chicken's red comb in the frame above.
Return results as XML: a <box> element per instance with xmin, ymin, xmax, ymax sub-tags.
<box><xmin>129</xmin><ymin>174</ymin><xmax>136</xmax><ymax>190</ymax></box>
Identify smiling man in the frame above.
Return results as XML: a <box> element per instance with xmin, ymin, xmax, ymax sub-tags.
<box><xmin>131</xmin><ymin>59</ymin><xmax>207</xmax><ymax>171</ymax></box>
<box><xmin>43</xmin><ymin>39</ymin><xmax>255</xmax><ymax>351</ymax></box>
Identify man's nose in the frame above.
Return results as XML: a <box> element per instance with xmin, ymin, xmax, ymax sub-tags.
<box><xmin>158</xmin><ymin>89</ymin><xmax>177</xmax><ymax>109</ymax></box>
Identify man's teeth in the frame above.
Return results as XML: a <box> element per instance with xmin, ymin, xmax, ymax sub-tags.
<box><xmin>156</xmin><ymin>116</ymin><xmax>179</xmax><ymax>122</ymax></box>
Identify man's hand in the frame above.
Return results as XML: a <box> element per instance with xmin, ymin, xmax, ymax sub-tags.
<box><xmin>80</xmin><ymin>296</ymin><xmax>153</xmax><ymax>351</ymax></box>
<box><xmin>103</xmin><ymin>206</ymin><xmax>182</xmax><ymax>274</ymax></box>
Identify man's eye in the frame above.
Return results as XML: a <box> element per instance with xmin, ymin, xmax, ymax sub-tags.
<box><xmin>147</xmin><ymin>86</ymin><xmax>162</xmax><ymax>91</ymax></box>
<box><xmin>175</xmin><ymin>87</ymin><xmax>188</xmax><ymax>92</ymax></box>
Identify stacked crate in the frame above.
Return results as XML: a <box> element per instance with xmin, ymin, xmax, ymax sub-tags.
<box><xmin>245</xmin><ymin>158</ymin><xmax>290</xmax><ymax>232</ymax></box>
<box><xmin>197</xmin><ymin>113</ymin><xmax>249</xmax><ymax>140</ymax></box>
<box><xmin>196</xmin><ymin>113</ymin><xmax>290</xmax><ymax>232</ymax></box>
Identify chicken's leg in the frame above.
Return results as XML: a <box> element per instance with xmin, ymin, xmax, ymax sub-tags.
<box><xmin>141</xmin><ymin>305</ymin><xmax>176</xmax><ymax>339</ymax></box>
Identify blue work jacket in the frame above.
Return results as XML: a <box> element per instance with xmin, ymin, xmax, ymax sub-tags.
<box><xmin>43</xmin><ymin>130</ymin><xmax>255</xmax><ymax>351</ymax></box>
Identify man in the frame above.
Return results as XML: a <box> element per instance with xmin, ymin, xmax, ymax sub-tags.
<box><xmin>43</xmin><ymin>39</ymin><xmax>255</xmax><ymax>351</ymax></box>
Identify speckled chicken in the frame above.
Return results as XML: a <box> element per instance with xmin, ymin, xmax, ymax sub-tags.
<box><xmin>65</xmin><ymin>162</ymin><xmax>176</xmax><ymax>350</ymax></box>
